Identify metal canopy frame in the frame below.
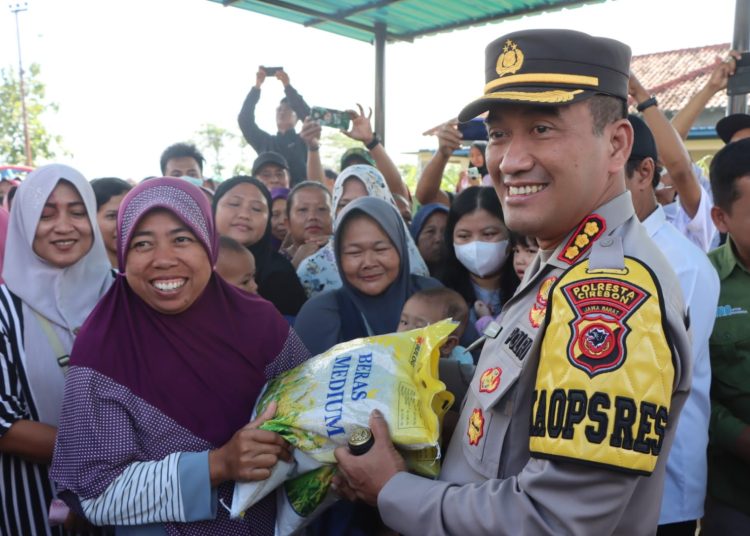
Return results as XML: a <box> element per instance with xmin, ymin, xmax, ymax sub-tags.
<box><xmin>215</xmin><ymin>0</ymin><xmax>749</xmax><ymax>139</ymax></box>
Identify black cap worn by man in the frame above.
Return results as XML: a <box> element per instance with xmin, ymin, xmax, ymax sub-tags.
<box><xmin>333</xmin><ymin>28</ymin><xmax>692</xmax><ymax>536</ymax></box>
<box><xmin>458</xmin><ymin>29</ymin><xmax>630</xmax><ymax>121</ymax></box>
<box><xmin>715</xmin><ymin>113</ymin><xmax>750</xmax><ymax>144</ymax></box>
<box><xmin>251</xmin><ymin>151</ymin><xmax>289</xmax><ymax>177</ymax></box>
<box><xmin>628</xmin><ymin>114</ymin><xmax>658</xmax><ymax>162</ymax></box>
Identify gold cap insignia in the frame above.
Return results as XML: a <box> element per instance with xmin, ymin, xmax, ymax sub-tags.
<box><xmin>496</xmin><ymin>39</ymin><xmax>524</xmax><ymax>77</ymax></box>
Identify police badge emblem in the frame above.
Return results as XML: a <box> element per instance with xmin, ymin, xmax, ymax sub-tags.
<box><xmin>467</xmin><ymin>408</ymin><xmax>485</xmax><ymax>446</ymax></box>
<box><xmin>529</xmin><ymin>276</ymin><xmax>557</xmax><ymax>328</ymax></box>
<box><xmin>561</xmin><ymin>277</ymin><xmax>649</xmax><ymax>377</ymax></box>
<box><xmin>479</xmin><ymin>367</ymin><xmax>502</xmax><ymax>393</ymax></box>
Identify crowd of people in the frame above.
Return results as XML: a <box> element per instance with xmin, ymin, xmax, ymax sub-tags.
<box><xmin>0</xmin><ymin>27</ymin><xmax>748</xmax><ymax>536</ymax></box>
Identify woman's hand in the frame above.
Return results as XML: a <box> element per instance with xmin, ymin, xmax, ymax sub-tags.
<box><xmin>209</xmin><ymin>401</ymin><xmax>293</xmax><ymax>486</ymax></box>
<box><xmin>290</xmin><ymin>236</ymin><xmax>330</xmax><ymax>268</ymax></box>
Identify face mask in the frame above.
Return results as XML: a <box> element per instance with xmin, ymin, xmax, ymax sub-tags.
<box><xmin>454</xmin><ymin>240</ymin><xmax>509</xmax><ymax>278</ymax></box>
<box><xmin>180</xmin><ymin>176</ymin><xmax>204</xmax><ymax>187</ymax></box>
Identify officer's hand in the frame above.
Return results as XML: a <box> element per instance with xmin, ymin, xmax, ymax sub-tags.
<box><xmin>333</xmin><ymin>410</ymin><xmax>406</xmax><ymax>506</ymax></box>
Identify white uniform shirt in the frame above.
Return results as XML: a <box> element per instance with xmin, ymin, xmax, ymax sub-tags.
<box><xmin>643</xmin><ymin>205</ymin><xmax>720</xmax><ymax>524</ymax></box>
<box><xmin>662</xmin><ymin>164</ymin><xmax>720</xmax><ymax>252</ymax></box>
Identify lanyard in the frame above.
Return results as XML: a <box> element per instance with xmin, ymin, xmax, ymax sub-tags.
<box><xmin>31</xmin><ymin>311</ymin><xmax>70</xmax><ymax>374</ymax></box>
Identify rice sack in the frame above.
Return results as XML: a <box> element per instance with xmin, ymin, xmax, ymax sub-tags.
<box><xmin>230</xmin><ymin>320</ymin><xmax>456</xmax><ymax>527</ymax></box>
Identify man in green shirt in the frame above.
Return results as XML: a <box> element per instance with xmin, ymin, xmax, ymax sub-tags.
<box><xmin>705</xmin><ymin>137</ymin><xmax>750</xmax><ymax>534</ymax></box>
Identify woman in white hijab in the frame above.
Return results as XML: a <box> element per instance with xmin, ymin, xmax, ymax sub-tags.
<box><xmin>0</xmin><ymin>164</ymin><xmax>113</xmax><ymax>535</ymax></box>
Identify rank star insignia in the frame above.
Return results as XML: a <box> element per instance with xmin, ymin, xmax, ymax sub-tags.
<box><xmin>479</xmin><ymin>367</ymin><xmax>502</xmax><ymax>393</ymax></box>
<box><xmin>496</xmin><ymin>39</ymin><xmax>524</xmax><ymax>76</ymax></box>
<box><xmin>467</xmin><ymin>408</ymin><xmax>485</xmax><ymax>446</ymax></box>
<box><xmin>558</xmin><ymin>214</ymin><xmax>607</xmax><ymax>265</ymax></box>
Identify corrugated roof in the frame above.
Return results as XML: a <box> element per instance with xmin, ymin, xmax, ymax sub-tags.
<box><xmin>211</xmin><ymin>0</ymin><xmax>605</xmax><ymax>43</ymax></box>
<box><xmin>631</xmin><ymin>43</ymin><xmax>731</xmax><ymax>113</ymax></box>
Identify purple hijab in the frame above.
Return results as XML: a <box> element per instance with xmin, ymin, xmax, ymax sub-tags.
<box><xmin>51</xmin><ymin>178</ymin><xmax>312</xmax><ymax>533</ymax></box>
<box><xmin>68</xmin><ymin>177</ymin><xmax>292</xmax><ymax>445</ymax></box>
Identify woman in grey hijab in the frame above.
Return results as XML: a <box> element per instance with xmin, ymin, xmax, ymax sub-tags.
<box><xmin>295</xmin><ymin>196</ymin><xmax>440</xmax><ymax>355</ymax></box>
<box><xmin>0</xmin><ymin>164</ymin><xmax>112</xmax><ymax>534</ymax></box>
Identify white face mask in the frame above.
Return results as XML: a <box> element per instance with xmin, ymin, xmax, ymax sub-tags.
<box><xmin>454</xmin><ymin>240</ymin><xmax>509</xmax><ymax>278</ymax></box>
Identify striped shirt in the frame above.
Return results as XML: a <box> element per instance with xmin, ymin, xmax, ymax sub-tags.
<box><xmin>0</xmin><ymin>285</ymin><xmax>63</xmax><ymax>536</ymax></box>
<box><xmin>0</xmin><ymin>286</ymin><xmax>109</xmax><ymax>536</ymax></box>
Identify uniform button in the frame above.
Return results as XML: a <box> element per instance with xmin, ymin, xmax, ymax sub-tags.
<box><xmin>600</xmin><ymin>238</ymin><xmax>613</xmax><ymax>247</ymax></box>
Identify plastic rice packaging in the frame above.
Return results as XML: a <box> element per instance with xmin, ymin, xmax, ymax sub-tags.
<box><xmin>230</xmin><ymin>320</ymin><xmax>457</xmax><ymax>534</ymax></box>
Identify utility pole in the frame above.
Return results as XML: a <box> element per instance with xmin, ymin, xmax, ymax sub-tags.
<box><xmin>10</xmin><ymin>1</ymin><xmax>32</xmax><ymax>166</ymax></box>
<box><xmin>728</xmin><ymin>0</ymin><xmax>749</xmax><ymax>114</ymax></box>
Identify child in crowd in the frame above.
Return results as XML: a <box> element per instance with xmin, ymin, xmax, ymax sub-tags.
<box><xmin>475</xmin><ymin>232</ymin><xmax>538</xmax><ymax>332</ymax></box>
<box><xmin>511</xmin><ymin>232</ymin><xmax>539</xmax><ymax>280</ymax></box>
<box><xmin>398</xmin><ymin>287</ymin><xmax>472</xmax><ymax>365</ymax></box>
<box><xmin>215</xmin><ymin>235</ymin><xmax>258</xmax><ymax>294</ymax></box>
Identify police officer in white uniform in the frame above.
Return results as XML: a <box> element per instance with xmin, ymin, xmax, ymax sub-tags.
<box><xmin>334</xmin><ymin>29</ymin><xmax>692</xmax><ymax>536</ymax></box>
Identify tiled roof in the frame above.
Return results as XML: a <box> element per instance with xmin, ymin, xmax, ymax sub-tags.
<box><xmin>631</xmin><ymin>43</ymin><xmax>731</xmax><ymax>113</ymax></box>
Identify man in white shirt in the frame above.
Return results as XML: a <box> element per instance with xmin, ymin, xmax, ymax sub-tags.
<box><xmin>626</xmin><ymin>113</ymin><xmax>720</xmax><ymax>536</ymax></box>
<box><xmin>629</xmin><ymin>74</ymin><xmax>718</xmax><ymax>252</ymax></box>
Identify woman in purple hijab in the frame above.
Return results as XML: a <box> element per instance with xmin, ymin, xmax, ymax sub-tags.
<box><xmin>50</xmin><ymin>178</ymin><xmax>310</xmax><ymax>535</ymax></box>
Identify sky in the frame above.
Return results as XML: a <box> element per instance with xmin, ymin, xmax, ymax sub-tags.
<box><xmin>0</xmin><ymin>0</ymin><xmax>740</xmax><ymax>180</ymax></box>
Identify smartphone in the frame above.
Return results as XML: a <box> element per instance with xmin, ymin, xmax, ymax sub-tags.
<box><xmin>311</xmin><ymin>106</ymin><xmax>351</xmax><ymax>130</ymax></box>
<box><xmin>457</xmin><ymin>120</ymin><xmax>488</xmax><ymax>141</ymax></box>
<box><xmin>261</xmin><ymin>66</ymin><xmax>283</xmax><ymax>76</ymax></box>
<box><xmin>467</xmin><ymin>167</ymin><xmax>481</xmax><ymax>180</ymax></box>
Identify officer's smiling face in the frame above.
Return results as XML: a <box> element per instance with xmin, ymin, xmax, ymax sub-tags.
<box><xmin>485</xmin><ymin>101</ymin><xmax>631</xmax><ymax>250</ymax></box>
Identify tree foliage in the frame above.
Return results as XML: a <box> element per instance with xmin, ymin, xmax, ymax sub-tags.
<box><xmin>195</xmin><ymin>123</ymin><xmax>235</xmax><ymax>178</ymax></box>
<box><xmin>319</xmin><ymin>129</ymin><xmax>360</xmax><ymax>171</ymax></box>
<box><xmin>0</xmin><ymin>63</ymin><xmax>64</xmax><ymax>165</ymax></box>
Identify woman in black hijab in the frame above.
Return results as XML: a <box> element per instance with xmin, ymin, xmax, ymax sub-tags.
<box><xmin>213</xmin><ymin>176</ymin><xmax>306</xmax><ymax>316</ymax></box>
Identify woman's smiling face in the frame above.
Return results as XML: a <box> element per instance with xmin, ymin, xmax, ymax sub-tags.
<box><xmin>32</xmin><ymin>180</ymin><xmax>94</xmax><ymax>268</ymax></box>
<box><xmin>339</xmin><ymin>214</ymin><xmax>400</xmax><ymax>296</ymax></box>
<box><xmin>214</xmin><ymin>182</ymin><xmax>269</xmax><ymax>247</ymax></box>
<box><xmin>125</xmin><ymin>209</ymin><xmax>211</xmax><ymax>315</ymax></box>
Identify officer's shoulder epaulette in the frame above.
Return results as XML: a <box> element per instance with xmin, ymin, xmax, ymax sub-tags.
<box><xmin>530</xmin><ymin>255</ymin><xmax>674</xmax><ymax>476</ymax></box>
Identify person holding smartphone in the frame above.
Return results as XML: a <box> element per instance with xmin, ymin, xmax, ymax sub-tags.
<box><xmin>238</xmin><ymin>67</ymin><xmax>311</xmax><ymax>186</ymax></box>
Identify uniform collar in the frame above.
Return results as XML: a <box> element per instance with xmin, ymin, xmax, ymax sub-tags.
<box><xmin>546</xmin><ymin>191</ymin><xmax>635</xmax><ymax>271</ymax></box>
<box><xmin>714</xmin><ymin>236</ymin><xmax>749</xmax><ymax>280</ymax></box>
<box><xmin>515</xmin><ymin>191</ymin><xmax>635</xmax><ymax>296</ymax></box>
